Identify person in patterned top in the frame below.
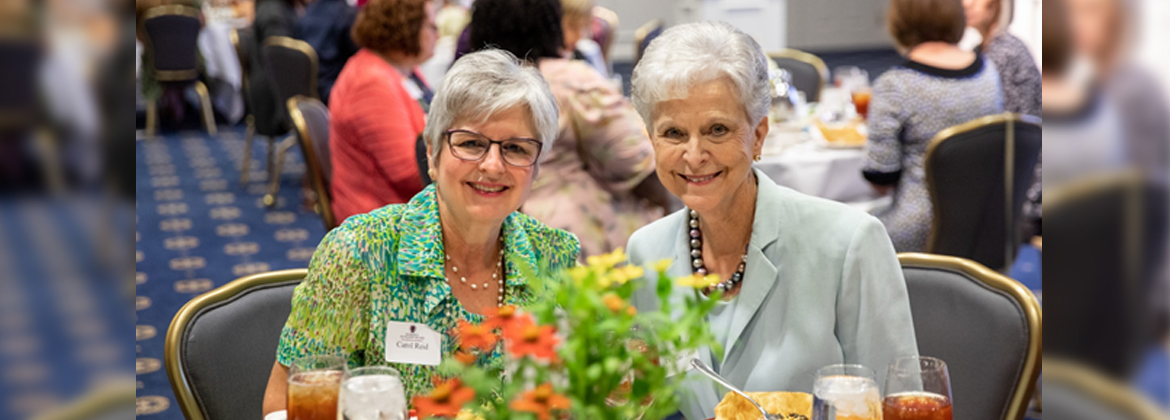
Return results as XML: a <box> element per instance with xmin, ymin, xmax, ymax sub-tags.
<box><xmin>262</xmin><ymin>49</ymin><xmax>581</xmax><ymax>414</ymax></box>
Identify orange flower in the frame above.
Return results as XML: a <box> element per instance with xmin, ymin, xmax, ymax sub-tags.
<box><xmin>455</xmin><ymin>319</ymin><xmax>498</xmax><ymax>351</ymax></box>
<box><xmin>412</xmin><ymin>377</ymin><xmax>476</xmax><ymax>419</ymax></box>
<box><xmin>603</xmin><ymin>293</ymin><xmax>625</xmax><ymax>313</ymax></box>
<box><xmin>503</xmin><ymin>316</ymin><xmax>560</xmax><ymax>362</ymax></box>
<box><xmin>509</xmin><ymin>383</ymin><xmax>571</xmax><ymax>420</ymax></box>
<box><xmin>483</xmin><ymin>305</ymin><xmax>530</xmax><ymax>334</ymax></box>
<box><xmin>452</xmin><ymin>348</ymin><xmax>477</xmax><ymax>365</ymax></box>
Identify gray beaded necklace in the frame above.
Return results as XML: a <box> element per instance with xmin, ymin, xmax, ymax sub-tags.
<box><xmin>688</xmin><ymin>209</ymin><xmax>748</xmax><ymax>293</ymax></box>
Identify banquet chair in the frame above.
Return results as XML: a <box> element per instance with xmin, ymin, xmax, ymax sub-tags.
<box><xmin>924</xmin><ymin>113</ymin><xmax>1043</xmax><ymax>272</ymax></box>
<box><xmin>230</xmin><ymin>27</ymin><xmax>261</xmax><ymax>186</ymax></box>
<box><xmin>634</xmin><ymin>19</ymin><xmax>664</xmax><ymax>63</ymax></box>
<box><xmin>1044</xmin><ymin>171</ymin><xmax>1167</xmax><ymax>379</ymax></box>
<box><xmin>1041</xmin><ymin>358</ymin><xmax>1167</xmax><ymax>420</ymax></box>
<box><xmin>767</xmin><ymin>49</ymin><xmax>829</xmax><ymax>102</ymax></box>
<box><xmin>260</xmin><ymin>36</ymin><xmax>319</xmax><ymax>207</ymax></box>
<box><xmin>140</xmin><ymin>5</ymin><xmax>217</xmax><ymax>137</ymax></box>
<box><xmin>898</xmin><ymin>253</ymin><xmax>1041</xmax><ymax>420</ymax></box>
<box><xmin>0</xmin><ymin>35</ymin><xmax>39</xmax><ymax>132</ymax></box>
<box><xmin>287</xmin><ymin>95</ymin><xmax>336</xmax><ymax>231</ymax></box>
<box><xmin>165</xmin><ymin>269</ymin><xmax>306</xmax><ymax>420</ymax></box>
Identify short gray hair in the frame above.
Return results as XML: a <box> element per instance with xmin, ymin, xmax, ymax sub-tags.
<box><xmin>630</xmin><ymin>21</ymin><xmax>770</xmax><ymax>127</ymax></box>
<box><xmin>423</xmin><ymin>49</ymin><xmax>560</xmax><ymax>159</ymax></box>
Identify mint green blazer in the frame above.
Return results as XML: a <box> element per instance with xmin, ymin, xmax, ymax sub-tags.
<box><xmin>627</xmin><ymin>169</ymin><xmax>919</xmax><ymax>420</ymax></box>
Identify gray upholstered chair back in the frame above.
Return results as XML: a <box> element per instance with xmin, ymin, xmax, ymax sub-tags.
<box><xmin>0</xmin><ymin>38</ymin><xmax>40</xmax><ymax>130</ymax></box>
<box><xmin>768</xmin><ymin>50</ymin><xmax>828</xmax><ymax>102</ymax></box>
<box><xmin>165</xmin><ymin>269</ymin><xmax>306</xmax><ymax>420</ymax></box>
<box><xmin>262</xmin><ymin>37</ymin><xmax>319</xmax><ymax>108</ymax></box>
<box><xmin>288</xmin><ymin>95</ymin><xmax>336</xmax><ymax>231</ymax></box>
<box><xmin>634</xmin><ymin>19</ymin><xmax>664</xmax><ymax>63</ymax></box>
<box><xmin>1043</xmin><ymin>359</ymin><xmax>1168</xmax><ymax>420</ymax></box>
<box><xmin>141</xmin><ymin>5</ymin><xmax>202</xmax><ymax>81</ymax></box>
<box><xmin>898</xmin><ymin>253</ymin><xmax>1041</xmax><ymax>420</ymax></box>
<box><xmin>925</xmin><ymin>113</ymin><xmax>1043</xmax><ymax>272</ymax></box>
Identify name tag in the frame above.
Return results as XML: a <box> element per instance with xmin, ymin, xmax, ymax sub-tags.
<box><xmin>384</xmin><ymin>321</ymin><xmax>442</xmax><ymax>366</ymax></box>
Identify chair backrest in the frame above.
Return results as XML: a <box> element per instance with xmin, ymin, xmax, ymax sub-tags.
<box><xmin>924</xmin><ymin>113</ymin><xmax>1043</xmax><ymax>272</ymax></box>
<box><xmin>1044</xmin><ymin>172</ymin><xmax>1167</xmax><ymax>378</ymax></box>
<box><xmin>1042</xmin><ymin>359</ymin><xmax>1168</xmax><ymax>420</ymax></box>
<box><xmin>165</xmin><ymin>269</ymin><xmax>307</xmax><ymax>420</ymax></box>
<box><xmin>262</xmin><ymin>37</ymin><xmax>319</xmax><ymax>108</ymax></box>
<box><xmin>0</xmin><ymin>36</ymin><xmax>40</xmax><ymax>130</ymax></box>
<box><xmin>634</xmin><ymin>19</ymin><xmax>664</xmax><ymax>63</ymax></box>
<box><xmin>140</xmin><ymin>5</ymin><xmax>202</xmax><ymax>81</ymax></box>
<box><xmin>898</xmin><ymin>253</ymin><xmax>1041</xmax><ymax>420</ymax></box>
<box><xmin>288</xmin><ymin>95</ymin><xmax>336</xmax><ymax>231</ymax></box>
<box><xmin>767</xmin><ymin>49</ymin><xmax>829</xmax><ymax>102</ymax></box>
<box><xmin>231</xmin><ymin>27</ymin><xmax>255</xmax><ymax>94</ymax></box>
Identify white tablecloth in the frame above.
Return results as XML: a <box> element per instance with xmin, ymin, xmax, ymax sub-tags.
<box><xmin>753</xmin><ymin>128</ymin><xmax>876</xmax><ymax>204</ymax></box>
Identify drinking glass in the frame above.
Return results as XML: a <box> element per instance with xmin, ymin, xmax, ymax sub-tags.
<box><xmin>851</xmin><ymin>88</ymin><xmax>872</xmax><ymax>120</ymax></box>
<box><xmin>340</xmin><ymin>366</ymin><xmax>408</xmax><ymax>420</ymax></box>
<box><xmin>288</xmin><ymin>354</ymin><xmax>346</xmax><ymax>420</ymax></box>
<box><xmin>812</xmin><ymin>364</ymin><xmax>882</xmax><ymax>420</ymax></box>
<box><xmin>882</xmin><ymin>356</ymin><xmax>953</xmax><ymax>420</ymax></box>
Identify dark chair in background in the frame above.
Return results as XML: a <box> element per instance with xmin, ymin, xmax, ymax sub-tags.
<box><xmin>899</xmin><ymin>253</ymin><xmax>1041</xmax><ymax>420</ymax></box>
<box><xmin>1044</xmin><ymin>171</ymin><xmax>1167</xmax><ymax>380</ymax></box>
<box><xmin>259</xmin><ymin>36</ymin><xmax>318</xmax><ymax>207</ymax></box>
<box><xmin>140</xmin><ymin>5</ymin><xmax>217</xmax><ymax>137</ymax></box>
<box><xmin>230</xmin><ymin>27</ymin><xmax>261</xmax><ymax>186</ymax></box>
<box><xmin>767</xmin><ymin>49</ymin><xmax>829</xmax><ymax>102</ymax></box>
<box><xmin>165</xmin><ymin>269</ymin><xmax>307</xmax><ymax>420</ymax></box>
<box><xmin>924</xmin><ymin>113</ymin><xmax>1043</xmax><ymax>272</ymax></box>
<box><xmin>634</xmin><ymin>19</ymin><xmax>664</xmax><ymax>64</ymax></box>
<box><xmin>287</xmin><ymin>95</ymin><xmax>336</xmax><ymax>231</ymax></box>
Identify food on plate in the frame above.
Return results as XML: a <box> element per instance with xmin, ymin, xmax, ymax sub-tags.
<box><xmin>814</xmin><ymin>120</ymin><xmax>866</xmax><ymax>146</ymax></box>
<box><xmin>714</xmin><ymin>391</ymin><xmax>812</xmax><ymax>420</ymax></box>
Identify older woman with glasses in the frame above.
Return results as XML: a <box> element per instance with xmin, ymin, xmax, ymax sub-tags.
<box><xmin>261</xmin><ymin>49</ymin><xmax>580</xmax><ymax>413</ymax></box>
<box><xmin>625</xmin><ymin>22</ymin><xmax>917</xmax><ymax>420</ymax></box>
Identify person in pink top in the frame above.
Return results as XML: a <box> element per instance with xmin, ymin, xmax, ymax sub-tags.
<box><xmin>328</xmin><ymin>0</ymin><xmax>438</xmax><ymax>223</ymax></box>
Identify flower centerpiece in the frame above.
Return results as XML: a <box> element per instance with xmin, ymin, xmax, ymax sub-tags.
<box><xmin>412</xmin><ymin>249</ymin><xmax>725</xmax><ymax>420</ymax></box>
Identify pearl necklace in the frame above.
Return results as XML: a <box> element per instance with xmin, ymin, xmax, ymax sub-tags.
<box><xmin>445</xmin><ymin>245</ymin><xmax>506</xmax><ymax>307</ymax></box>
<box><xmin>688</xmin><ymin>209</ymin><xmax>748</xmax><ymax>293</ymax></box>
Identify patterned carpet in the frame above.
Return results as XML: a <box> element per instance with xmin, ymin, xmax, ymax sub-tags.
<box><xmin>135</xmin><ymin>127</ymin><xmax>326</xmax><ymax>418</ymax></box>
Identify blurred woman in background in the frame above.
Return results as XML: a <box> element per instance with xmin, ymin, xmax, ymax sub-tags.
<box><xmin>862</xmin><ymin>0</ymin><xmax>1003</xmax><ymax>252</ymax></box>
<box><xmin>327</xmin><ymin>0</ymin><xmax>437</xmax><ymax>223</ymax></box>
<box><xmin>467</xmin><ymin>0</ymin><xmax>669</xmax><ymax>258</ymax></box>
<box><xmin>963</xmin><ymin>0</ymin><xmax>1041</xmax><ymax>116</ymax></box>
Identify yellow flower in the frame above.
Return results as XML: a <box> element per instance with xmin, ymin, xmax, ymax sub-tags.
<box><xmin>588</xmin><ymin>248</ymin><xmax>628</xmax><ymax>270</ymax></box>
<box><xmin>652</xmin><ymin>259</ymin><xmax>672</xmax><ymax>273</ymax></box>
<box><xmin>567</xmin><ymin>265</ymin><xmax>590</xmax><ymax>284</ymax></box>
<box><xmin>597</xmin><ymin>271</ymin><xmax>629</xmax><ymax>288</ymax></box>
<box><xmin>621</xmin><ymin>265</ymin><xmax>645</xmax><ymax>280</ymax></box>
<box><xmin>676</xmin><ymin>273</ymin><xmax>721</xmax><ymax>289</ymax></box>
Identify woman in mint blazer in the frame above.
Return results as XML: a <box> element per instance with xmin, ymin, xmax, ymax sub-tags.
<box><xmin>626</xmin><ymin>22</ymin><xmax>918</xmax><ymax>420</ymax></box>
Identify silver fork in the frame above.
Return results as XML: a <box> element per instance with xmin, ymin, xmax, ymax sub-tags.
<box><xmin>690</xmin><ymin>358</ymin><xmax>784</xmax><ymax>420</ymax></box>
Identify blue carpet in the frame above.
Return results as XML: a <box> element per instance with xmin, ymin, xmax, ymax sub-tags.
<box><xmin>135</xmin><ymin>127</ymin><xmax>326</xmax><ymax>418</ymax></box>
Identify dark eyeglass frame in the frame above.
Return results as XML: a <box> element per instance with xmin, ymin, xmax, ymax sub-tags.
<box><xmin>444</xmin><ymin>129</ymin><xmax>544</xmax><ymax>168</ymax></box>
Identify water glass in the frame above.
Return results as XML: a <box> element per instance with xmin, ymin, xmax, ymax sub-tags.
<box><xmin>340</xmin><ymin>366</ymin><xmax>408</xmax><ymax>420</ymax></box>
<box><xmin>882</xmin><ymin>356</ymin><xmax>953</xmax><ymax>420</ymax></box>
<box><xmin>812</xmin><ymin>364</ymin><xmax>882</xmax><ymax>420</ymax></box>
<box><xmin>288</xmin><ymin>354</ymin><xmax>346</xmax><ymax>420</ymax></box>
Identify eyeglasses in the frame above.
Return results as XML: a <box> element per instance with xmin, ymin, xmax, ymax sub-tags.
<box><xmin>445</xmin><ymin>129</ymin><xmax>544</xmax><ymax>167</ymax></box>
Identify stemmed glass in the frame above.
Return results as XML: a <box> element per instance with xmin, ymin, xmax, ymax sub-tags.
<box><xmin>288</xmin><ymin>354</ymin><xmax>346</xmax><ymax>420</ymax></box>
<box><xmin>811</xmin><ymin>364</ymin><xmax>882</xmax><ymax>420</ymax></box>
<box><xmin>339</xmin><ymin>366</ymin><xmax>408</xmax><ymax>420</ymax></box>
<box><xmin>882</xmin><ymin>356</ymin><xmax>953</xmax><ymax>420</ymax></box>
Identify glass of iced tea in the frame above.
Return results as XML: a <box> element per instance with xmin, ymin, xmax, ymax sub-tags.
<box><xmin>882</xmin><ymin>356</ymin><xmax>953</xmax><ymax>420</ymax></box>
<box><xmin>288</xmin><ymin>354</ymin><xmax>346</xmax><ymax>420</ymax></box>
<box><xmin>851</xmin><ymin>88</ymin><xmax>872</xmax><ymax>120</ymax></box>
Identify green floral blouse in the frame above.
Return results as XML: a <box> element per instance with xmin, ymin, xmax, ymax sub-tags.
<box><xmin>276</xmin><ymin>184</ymin><xmax>580</xmax><ymax>398</ymax></box>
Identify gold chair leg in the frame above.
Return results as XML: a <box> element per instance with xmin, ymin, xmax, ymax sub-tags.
<box><xmin>146</xmin><ymin>101</ymin><xmax>159</xmax><ymax>138</ymax></box>
<box><xmin>193</xmin><ymin>81</ymin><xmax>217</xmax><ymax>136</ymax></box>
<box><xmin>239</xmin><ymin>115</ymin><xmax>255</xmax><ymax>185</ymax></box>
<box><xmin>264</xmin><ymin>135</ymin><xmax>297</xmax><ymax>207</ymax></box>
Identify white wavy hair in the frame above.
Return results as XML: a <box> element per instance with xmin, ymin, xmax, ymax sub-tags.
<box><xmin>630</xmin><ymin>21</ymin><xmax>771</xmax><ymax>127</ymax></box>
<box><xmin>422</xmin><ymin>49</ymin><xmax>560</xmax><ymax>161</ymax></box>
